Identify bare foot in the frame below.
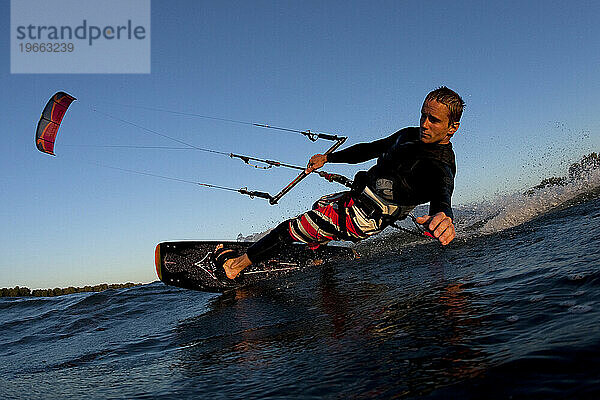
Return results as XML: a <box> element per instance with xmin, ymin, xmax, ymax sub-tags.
<box><xmin>223</xmin><ymin>257</ymin><xmax>238</xmax><ymax>280</ymax></box>
<box><xmin>215</xmin><ymin>244</ymin><xmax>252</xmax><ymax>280</ymax></box>
<box><xmin>225</xmin><ymin>254</ymin><xmax>252</xmax><ymax>279</ymax></box>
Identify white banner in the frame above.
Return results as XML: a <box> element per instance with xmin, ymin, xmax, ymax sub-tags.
<box><xmin>11</xmin><ymin>0</ymin><xmax>151</xmax><ymax>74</ymax></box>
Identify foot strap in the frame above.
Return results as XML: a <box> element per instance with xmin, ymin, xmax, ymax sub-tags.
<box><xmin>212</xmin><ymin>247</ymin><xmax>240</xmax><ymax>284</ymax></box>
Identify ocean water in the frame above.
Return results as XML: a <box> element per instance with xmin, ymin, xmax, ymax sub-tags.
<box><xmin>1</xmin><ymin>173</ymin><xmax>600</xmax><ymax>399</ymax></box>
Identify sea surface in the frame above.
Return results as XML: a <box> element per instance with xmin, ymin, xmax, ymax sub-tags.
<box><xmin>2</xmin><ymin>172</ymin><xmax>600</xmax><ymax>399</ymax></box>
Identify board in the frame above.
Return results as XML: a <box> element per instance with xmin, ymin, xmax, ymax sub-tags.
<box><xmin>155</xmin><ymin>241</ymin><xmax>359</xmax><ymax>293</ymax></box>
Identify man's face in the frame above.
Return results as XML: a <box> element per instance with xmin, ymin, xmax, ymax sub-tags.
<box><xmin>420</xmin><ymin>100</ymin><xmax>459</xmax><ymax>144</ymax></box>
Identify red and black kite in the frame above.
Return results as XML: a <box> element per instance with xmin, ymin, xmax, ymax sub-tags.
<box><xmin>36</xmin><ymin>92</ymin><xmax>76</xmax><ymax>155</ymax></box>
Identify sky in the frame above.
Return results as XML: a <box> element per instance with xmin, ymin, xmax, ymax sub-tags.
<box><xmin>2</xmin><ymin>0</ymin><xmax>599</xmax><ymax>289</ymax></box>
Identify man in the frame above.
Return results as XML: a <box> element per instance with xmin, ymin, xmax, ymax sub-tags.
<box><xmin>214</xmin><ymin>86</ymin><xmax>464</xmax><ymax>282</ymax></box>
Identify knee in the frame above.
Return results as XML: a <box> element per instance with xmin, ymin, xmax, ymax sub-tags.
<box><xmin>273</xmin><ymin>219</ymin><xmax>294</xmax><ymax>243</ymax></box>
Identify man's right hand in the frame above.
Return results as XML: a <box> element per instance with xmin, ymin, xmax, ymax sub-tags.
<box><xmin>415</xmin><ymin>212</ymin><xmax>455</xmax><ymax>245</ymax></box>
<box><xmin>306</xmin><ymin>154</ymin><xmax>328</xmax><ymax>173</ymax></box>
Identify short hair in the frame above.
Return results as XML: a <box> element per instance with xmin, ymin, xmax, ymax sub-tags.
<box><xmin>425</xmin><ymin>86</ymin><xmax>465</xmax><ymax>126</ymax></box>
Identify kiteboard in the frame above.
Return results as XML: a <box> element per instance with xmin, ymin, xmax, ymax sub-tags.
<box><xmin>155</xmin><ymin>241</ymin><xmax>358</xmax><ymax>293</ymax></box>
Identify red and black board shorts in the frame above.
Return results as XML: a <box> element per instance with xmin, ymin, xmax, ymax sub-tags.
<box><xmin>287</xmin><ymin>191</ymin><xmax>385</xmax><ymax>249</ymax></box>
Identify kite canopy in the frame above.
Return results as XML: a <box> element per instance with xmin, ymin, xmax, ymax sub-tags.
<box><xmin>36</xmin><ymin>92</ymin><xmax>76</xmax><ymax>155</ymax></box>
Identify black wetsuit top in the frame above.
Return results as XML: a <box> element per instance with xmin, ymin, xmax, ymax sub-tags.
<box><xmin>327</xmin><ymin>127</ymin><xmax>456</xmax><ymax>219</ymax></box>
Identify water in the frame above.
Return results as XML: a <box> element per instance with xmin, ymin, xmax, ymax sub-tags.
<box><xmin>2</xmin><ymin>174</ymin><xmax>600</xmax><ymax>399</ymax></box>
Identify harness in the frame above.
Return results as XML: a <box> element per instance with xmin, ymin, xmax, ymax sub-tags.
<box><xmin>350</xmin><ymin>171</ymin><xmax>414</xmax><ymax>225</ymax></box>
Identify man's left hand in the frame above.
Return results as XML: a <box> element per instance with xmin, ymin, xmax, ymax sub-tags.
<box><xmin>415</xmin><ymin>212</ymin><xmax>455</xmax><ymax>246</ymax></box>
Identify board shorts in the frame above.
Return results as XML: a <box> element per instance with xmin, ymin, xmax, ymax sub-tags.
<box><xmin>245</xmin><ymin>187</ymin><xmax>415</xmax><ymax>264</ymax></box>
<box><xmin>287</xmin><ymin>187</ymin><xmax>412</xmax><ymax>249</ymax></box>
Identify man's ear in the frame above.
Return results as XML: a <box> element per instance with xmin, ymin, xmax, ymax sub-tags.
<box><xmin>447</xmin><ymin>122</ymin><xmax>460</xmax><ymax>137</ymax></box>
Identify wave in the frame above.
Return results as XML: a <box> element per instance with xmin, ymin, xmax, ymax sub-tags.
<box><xmin>351</xmin><ymin>152</ymin><xmax>600</xmax><ymax>258</ymax></box>
<box><xmin>0</xmin><ymin>284</ymin><xmax>170</xmax><ymax>347</ymax></box>
<box><xmin>457</xmin><ymin>163</ymin><xmax>600</xmax><ymax>236</ymax></box>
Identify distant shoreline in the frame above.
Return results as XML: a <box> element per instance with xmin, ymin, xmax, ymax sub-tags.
<box><xmin>0</xmin><ymin>283</ymin><xmax>143</xmax><ymax>298</ymax></box>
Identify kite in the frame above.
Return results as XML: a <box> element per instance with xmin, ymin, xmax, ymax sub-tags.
<box><xmin>36</xmin><ymin>91</ymin><xmax>76</xmax><ymax>155</ymax></box>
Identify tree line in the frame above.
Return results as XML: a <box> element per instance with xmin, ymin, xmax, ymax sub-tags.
<box><xmin>0</xmin><ymin>282</ymin><xmax>141</xmax><ymax>298</ymax></box>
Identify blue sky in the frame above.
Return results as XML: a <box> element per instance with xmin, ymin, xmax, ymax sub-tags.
<box><xmin>2</xmin><ymin>0</ymin><xmax>599</xmax><ymax>289</ymax></box>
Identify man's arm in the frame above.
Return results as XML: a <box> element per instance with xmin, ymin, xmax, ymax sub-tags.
<box><xmin>428</xmin><ymin>166</ymin><xmax>454</xmax><ymax>220</ymax></box>
<box><xmin>306</xmin><ymin>129</ymin><xmax>406</xmax><ymax>172</ymax></box>
<box><xmin>414</xmin><ymin>161</ymin><xmax>456</xmax><ymax>245</ymax></box>
<box><xmin>326</xmin><ymin>133</ymin><xmax>400</xmax><ymax>164</ymax></box>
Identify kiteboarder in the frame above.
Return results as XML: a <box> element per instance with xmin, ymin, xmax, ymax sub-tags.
<box><xmin>214</xmin><ymin>86</ymin><xmax>464</xmax><ymax>282</ymax></box>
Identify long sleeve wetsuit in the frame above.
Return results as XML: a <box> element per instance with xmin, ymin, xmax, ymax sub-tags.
<box><xmin>328</xmin><ymin>126</ymin><xmax>455</xmax><ymax>219</ymax></box>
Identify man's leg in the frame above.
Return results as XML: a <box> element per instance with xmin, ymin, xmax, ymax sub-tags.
<box><xmin>221</xmin><ymin>191</ymin><xmax>356</xmax><ymax>280</ymax></box>
<box><xmin>222</xmin><ymin>220</ymin><xmax>294</xmax><ymax>279</ymax></box>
